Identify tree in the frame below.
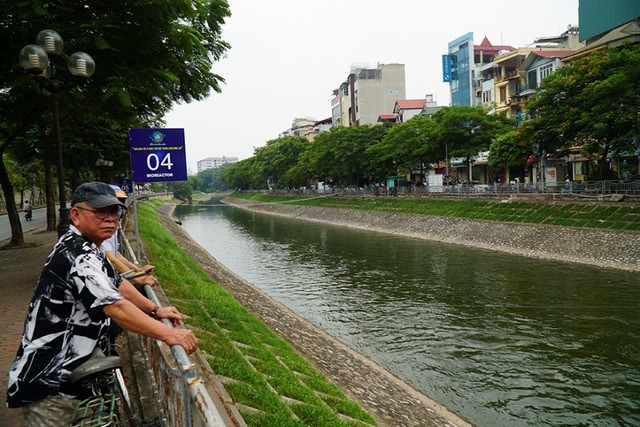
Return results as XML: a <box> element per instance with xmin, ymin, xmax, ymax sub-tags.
<box><xmin>252</xmin><ymin>136</ymin><xmax>307</xmax><ymax>188</ymax></box>
<box><xmin>305</xmin><ymin>125</ymin><xmax>390</xmax><ymax>186</ymax></box>
<box><xmin>197</xmin><ymin>163</ymin><xmax>231</xmax><ymax>192</ymax></box>
<box><xmin>367</xmin><ymin>115</ymin><xmax>440</xmax><ymax>177</ymax></box>
<box><xmin>488</xmin><ymin>129</ymin><xmax>533</xmax><ymax>169</ymax></box>
<box><xmin>0</xmin><ymin>0</ymin><xmax>231</xmax><ymax>245</ymax></box>
<box><xmin>429</xmin><ymin>106</ymin><xmax>514</xmax><ymax>181</ymax></box>
<box><xmin>223</xmin><ymin>157</ymin><xmax>260</xmax><ymax>190</ymax></box>
<box><xmin>170</xmin><ymin>181</ymin><xmax>193</xmax><ymax>203</ymax></box>
<box><xmin>523</xmin><ymin>43</ymin><xmax>640</xmax><ymax>179</ymax></box>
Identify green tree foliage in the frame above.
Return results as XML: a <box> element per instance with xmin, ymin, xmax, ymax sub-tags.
<box><xmin>197</xmin><ymin>163</ymin><xmax>231</xmax><ymax>192</ymax></box>
<box><xmin>170</xmin><ymin>181</ymin><xmax>193</xmax><ymax>203</ymax></box>
<box><xmin>523</xmin><ymin>44</ymin><xmax>640</xmax><ymax>178</ymax></box>
<box><xmin>223</xmin><ymin>157</ymin><xmax>260</xmax><ymax>190</ymax></box>
<box><xmin>367</xmin><ymin>116</ymin><xmax>440</xmax><ymax>175</ymax></box>
<box><xmin>430</xmin><ymin>106</ymin><xmax>515</xmax><ymax>165</ymax></box>
<box><xmin>252</xmin><ymin>136</ymin><xmax>307</xmax><ymax>188</ymax></box>
<box><xmin>0</xmin><ymin>0</ymin><xmax>231</xmax><ymax>245</ymax></box>
<box><xmin>488</xmin><ymin>130</ymin><xmax>532</xmax><ymax>168</ymax></box>
<box><xmin>170</xmin><ymin>176</ymin><xmax>200</xmax><ymax>203</ymax></box>
<box><xmin>305</xmin><ymin>125</ymin><xmax>391</xmax><ymax>186</ymax></box>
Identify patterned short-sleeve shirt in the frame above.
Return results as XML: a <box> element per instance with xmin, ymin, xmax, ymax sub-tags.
<box><xmin>7</xmin><ymin>225</ymin><xmax>124</xmax><ymax>407</ymax></box>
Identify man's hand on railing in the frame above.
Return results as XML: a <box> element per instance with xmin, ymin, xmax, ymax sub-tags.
<box><xmin>134</xmin><ymin>273</ymin><xmax>159</xmax><ymax>287</ymax></box>
<box><xmin>156</xmin><ymin>305</ymin><xmax>182</xmax><ymax>327</ymax></box>
<box><xmin>164</xmin><ymin>328</ymin><xmax>198</xmax><ymax>355</ymax></box>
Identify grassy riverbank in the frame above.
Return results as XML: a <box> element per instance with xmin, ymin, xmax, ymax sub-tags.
<box><xmin>229</xmin><ymin>193</ymin><xmax>640</xmax><ymax>231</ymax></box>
<box><xmin>138</xmin><ymin>200</ymin><xmax>375</xmax><ymax>426</ymax></box>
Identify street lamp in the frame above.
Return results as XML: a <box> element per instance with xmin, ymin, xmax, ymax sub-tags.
<box><xmin>19</xmin><ymin>30</ymin><xmax>95</xmax><ymax>236</ymax></box>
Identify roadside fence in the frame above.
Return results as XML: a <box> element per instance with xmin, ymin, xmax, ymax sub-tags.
<box><xmin>257</xmin><ymin>179</ymin><xmax>640</xmax><ymax>198</ymax></box>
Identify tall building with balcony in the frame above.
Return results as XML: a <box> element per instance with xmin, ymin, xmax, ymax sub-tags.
<box><xmin>197</xmin><ymin>156</ymin><xmax>238</xmax><ymax>173</ymax></box>
<box><xmin>332</xmin><ymin>63</ymin><xmax>406</xmax><ymax>127</ymax></box>
<box><xmin>445</xmin><ymin>33</ymin><xmax>514</xmax><ymax>107</ymax></box>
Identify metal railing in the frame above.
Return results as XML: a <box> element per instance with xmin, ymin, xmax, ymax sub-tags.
<box><xmin>250</xmin><ymin>179</ymin><xmax>640</xmax><ymax>197</ymax></box>
<box><xmin>118</xmin><ymin>228</ymin><xmax>230</xmax><ymax>426</ymax></box>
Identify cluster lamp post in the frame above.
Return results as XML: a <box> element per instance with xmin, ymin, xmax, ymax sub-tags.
<box><xmin>19</xmin><ymin>29</ymin><xmax>95</xmax><ymax>236</ymax></box>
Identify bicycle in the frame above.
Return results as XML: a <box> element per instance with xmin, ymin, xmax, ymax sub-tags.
<box><xmin>69</xmin><ymin>347</ymin><xmax>136</xmax><ymax>426</ymax></box>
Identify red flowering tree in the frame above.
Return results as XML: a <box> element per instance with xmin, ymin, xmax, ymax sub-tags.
<box><xmin>523</xmin><ymin>43</ymin><xmax>640</xmax><ymax>179</ymax></box>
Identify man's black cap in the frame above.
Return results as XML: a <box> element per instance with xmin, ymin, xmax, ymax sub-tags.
<box><xmin>72</xmin><ymin>182</ymin><xmax>126</xmax><ymax>208</ymax></box>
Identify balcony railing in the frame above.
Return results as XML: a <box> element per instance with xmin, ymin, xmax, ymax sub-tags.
<box><xmin>495</xmin><ymin>70</ymin><xmax>525</xmax><ymax>83</ymax></box>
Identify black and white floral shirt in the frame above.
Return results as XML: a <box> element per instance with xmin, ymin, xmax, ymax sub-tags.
<box><xmin>7</xmin><ymin>225</ymin><xmax>123</xmax><ymax>407</ymax></box>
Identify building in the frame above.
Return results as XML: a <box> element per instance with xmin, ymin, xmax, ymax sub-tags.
<box><xmin>197</xmin><ymin>156</ymin><xmax>238</xmax><ymax>173</ymax></box>
<box><xmin>578</xmin><ymin>0</ymin><xmax>640</xmax><ymax>45</ymax></box>
<box><xmin>519</xmin><ymin>50</ymin><xmax>574</xmax><ymax>110</ymax></box>
<box><xmin>392</xmin><ymin>99</ymin><xmax>425</xmax><ymax>123</ymax></box>
<box><xmin>332</xmin><ymin>63</ymin><xmax>406</xmax><ymax>127</ymax></box>
<box><xmin>533</xmin><ymin>25</ymin><xmax>582</xmax><ymax>50</ymax></box>
<box><xmin>280</xmin><ymin>117</ymin><xmax>332</xmax><ymax>141</ymax></box>
<box><xmin>445</xmin><ymin>33</ymin><xmax>515</xmax><ymax>107</ymax></box>
<box><xmin>564</xmin><ymin>1</ymin><xmax>640</xmax><ymax>180</ymax></box>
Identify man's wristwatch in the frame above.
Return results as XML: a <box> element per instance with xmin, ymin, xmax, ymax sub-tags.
<box><xmin>150</xmin><ymin>304</ymin><xmax>160</xmax><ymax>318</ymax></box>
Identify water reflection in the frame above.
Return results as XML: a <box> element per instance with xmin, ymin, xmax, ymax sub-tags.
<box><xmin>175</xmin><ymin>201</ymin><xmax>640</xmax><ymax>426</ymax></box>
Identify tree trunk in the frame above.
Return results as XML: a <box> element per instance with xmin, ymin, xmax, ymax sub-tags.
<box><xmin>0</xmin><ymin>152</ymin><xmax>25</xmax><ymax>247</ymax></box>
<box><xmin>597</xmin><ymin>144</ymin><xmax>611</xmax><ymax>179</ymax></box>
<box><xmin>43</xmin><ymin>157</ymin><xmax>57</xmax><ymax>231</ymax></box>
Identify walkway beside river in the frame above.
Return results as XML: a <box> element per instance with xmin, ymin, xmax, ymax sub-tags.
<box><xmin>157</xmin><ymin>203</ymin><xmax>471</xmax><ymax>427</ymax></box>
<box><xmin>0</xmin><ymin>228</ymin><xmax>58</xmax><ymax>426</ymax></box>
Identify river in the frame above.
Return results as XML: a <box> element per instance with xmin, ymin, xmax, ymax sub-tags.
<box><xmin>174</xmin><ymin>200</ymin><xmax>640</xmax><ymax>426</ymax></box>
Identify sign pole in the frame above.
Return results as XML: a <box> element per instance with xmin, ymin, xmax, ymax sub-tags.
<box><xmin>133</xmin><ymin>180</ymin><xmax>141</xmax><ymax>262</ymax></box>
<box><xmin>128</xmin><ymin>128</ymin><xmax>187</xmax><ymax>263</ymax></box>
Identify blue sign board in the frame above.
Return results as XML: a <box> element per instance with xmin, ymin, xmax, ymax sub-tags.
<box><xmin>442</xmin><ymin>54</ymin><xmax>452</xmax><ymax>82</ymax></box>
<box><xmin>117</xmin><ymin>178</ymin><xmax>133</xmax><ymax>194</ymax></box>
<box><xmin>129</xmin><ymin>128</ymin><xmax>187</xmax><ymax>182</ymax></box>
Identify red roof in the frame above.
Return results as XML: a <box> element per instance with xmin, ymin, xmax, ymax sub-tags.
<box><xmin>395</xmin><ymin>99</ymin><xmax>426</xmax><ymax>110</ymax></box>
<box><xmin>531</xmin><ymin>50</ymin><xmax>573</xmax><ymax>59</ymax></box>
<box><xmin>377</xmin><ymin>114</ymin><xmax>396</xmax><ymax>122</ymax></box>
<box><xmin>474</xmin><ymin>36</ymin><xmax>515</xmax><ymax>55</ymax></box>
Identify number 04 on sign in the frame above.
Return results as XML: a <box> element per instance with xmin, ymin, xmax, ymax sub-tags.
<box><xmin>129</xmin><ymin>128</ymin><xmax>188</xmax><ymax>182</ymax></box>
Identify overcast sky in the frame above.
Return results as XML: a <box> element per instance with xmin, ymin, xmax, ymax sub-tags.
<box><xmin>165</xmin><ymin>0</ymin><xmax>579</xmax><ymax>172</ymax></box>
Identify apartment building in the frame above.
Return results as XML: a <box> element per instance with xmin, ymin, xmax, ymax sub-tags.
<box><xmin>445</xmin><ymin>33</ymin><xmax>515</xmax><ymax>107</ymax></box>
<box><xmin>280</xmin><ymin>117</ymin><xmax>332</xmax><ymax>142</ymax></box>
<box><xmin>331</xmin><ymin>63</ymin><xmax>406</xmax><ymax>127</ymax></box>
<box><xmin>197</xmin><ymin>156</ymin><xmax>238</xmax><ymax>173</ymax></box>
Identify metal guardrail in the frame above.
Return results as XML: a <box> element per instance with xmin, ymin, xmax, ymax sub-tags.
<box><xmin>254</xmin><ymin>179</ymin><xmax>640</xmax><ymax>197</ymax></box>
<box><xmin>118</xmin><ymin>228</ymin><xmax>228</xmax><ymax>426</ymax></box>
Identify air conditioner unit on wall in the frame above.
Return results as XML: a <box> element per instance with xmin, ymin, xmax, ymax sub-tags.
<box><xmin>505</xmin><ymin>99</ymin><xmax>511</xmax><ymax>105</ymax></box>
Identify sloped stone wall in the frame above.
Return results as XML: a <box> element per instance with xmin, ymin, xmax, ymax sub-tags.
<box><xmin>223</xmin><ymin>198</ymin><xmax>640</xmax><ymax>272</ymax></box>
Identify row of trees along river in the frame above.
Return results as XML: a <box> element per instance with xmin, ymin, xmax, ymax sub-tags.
<box><xmin>0</xmin><ymin>1</ymin><xmax>231</xmax><ymax>246</ymax></box>
<box><xmin>193</xmin><ymin>43</ymin><xmax>639</xmax><ymax>193</ymax></box>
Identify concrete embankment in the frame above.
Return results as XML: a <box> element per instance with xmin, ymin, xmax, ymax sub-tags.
<box><xmin>222</xmin><ymin>197</ymin><xmax>640</xmax><ymax>272</ymax></box>
<box><xmin>157</xmin><ymin>203</ymin><xmax>472</xmax><ymax>427</ymax></box>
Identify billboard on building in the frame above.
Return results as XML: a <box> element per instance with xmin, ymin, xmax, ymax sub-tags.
<box><xmin>442</xmin><ymin>55</ymin><xmax>452</xmax><ymax>82</ymax></box>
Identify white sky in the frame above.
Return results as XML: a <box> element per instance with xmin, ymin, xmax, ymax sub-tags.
<box><xmin>165</xmin><ymin>0</ymin><xmax>579</xmax><ymax>172</ymax></box>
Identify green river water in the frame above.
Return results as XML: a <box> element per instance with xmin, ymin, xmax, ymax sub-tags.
<box><xmin>174</xmin><ymin>202</ymin><xmax>639</xmax><ymax>426</ymax></box>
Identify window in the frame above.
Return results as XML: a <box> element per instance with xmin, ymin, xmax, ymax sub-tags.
<box><xmin>528</xmin><ymin>70</ymin><xmax>538</xmax><ymax>89</ymax></box>
<box><xmin>482</xmin><ymin>90</ymin><xmax>492</xmax><ymax>103</ymax></box>
<box><xmin>499</xmin><ymin>87</ymin><xmax>506</xmax><ymax>103</ymax></box>
<box><xmin>539</xmin><ymin>63</ymin><xmax>553</xmax><ymax>80</ymax></box>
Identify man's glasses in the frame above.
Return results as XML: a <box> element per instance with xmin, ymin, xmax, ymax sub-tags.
<box><xmin>76</xmin><ymin>206</ymin><xmax>123</xmax><ymax>220</ymax></box>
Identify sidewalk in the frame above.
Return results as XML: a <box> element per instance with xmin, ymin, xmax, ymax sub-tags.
<box><xmin>0</xmin><ymin>228</ymin><xmax>58</xmax><ymax>426</ymax></box>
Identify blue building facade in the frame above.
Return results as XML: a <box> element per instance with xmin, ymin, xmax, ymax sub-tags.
<box><xmin>447</xmin><ymin>32</ymin><xmax>474</xmax><ymax>106</ymax></box>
